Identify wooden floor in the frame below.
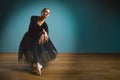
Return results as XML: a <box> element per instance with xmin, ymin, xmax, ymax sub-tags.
<box><xmin>0</xmin><ymin>53</ymin><xmax>120</xmax><ymax>80</ymax></box>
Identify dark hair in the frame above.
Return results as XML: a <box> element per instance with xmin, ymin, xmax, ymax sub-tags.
<box><xmin>41</xmin><ymin>8</ymin><xmax>50</xmax><ymax>13</ymax></box>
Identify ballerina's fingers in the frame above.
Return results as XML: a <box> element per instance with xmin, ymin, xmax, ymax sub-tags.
<box><xmin>39</xmin><ymin>34</ymin><xmax>45</xmax><ymax>44</ymax></box>
<box><xmin>44</xmin><ymin>33</ymin><xmax>49</xmax><ymax>42</ymax></box>
<box><xmin>44</xmin><ymin>36</ymin><xmax>48</xmax><ymax>42</ymax></box>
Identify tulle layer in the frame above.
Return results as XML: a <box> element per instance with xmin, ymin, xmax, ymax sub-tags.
<box><xmin>18</xmin><ymin>32</ymin><xmax>58</xmax><ymax>67</ymax></box>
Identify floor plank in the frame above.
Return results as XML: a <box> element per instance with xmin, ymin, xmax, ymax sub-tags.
<box><xmin>0</xmin><ymin>53</ymin><xmax>120</xmax><ymax>80</ymax></box>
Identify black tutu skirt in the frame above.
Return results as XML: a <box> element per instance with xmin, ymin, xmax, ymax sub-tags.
<box><xmin>18</xmin><ymin>32</ymin><xmax>58</xmax><ymax>67</ymax></box>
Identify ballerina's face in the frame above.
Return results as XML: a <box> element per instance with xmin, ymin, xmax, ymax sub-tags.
<box><xmin>41</xmin><ymin>9</ymin><xmax>50</xmax><ymax>18</ymax></box>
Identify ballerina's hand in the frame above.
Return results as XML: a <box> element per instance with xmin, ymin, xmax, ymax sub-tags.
<box><xmin>39</xmin><ymin>34</ymin><xmax>45</xmax><ymax>44</ymax></box>
<box><xmin>43</xmin><ymin>29</ymin><xmax>48</xmax><ymax>42</ymax></box>
<box><xmin>44</xmin><ymin>32</ymin><xmax>49</xmax><ymax>42</ymax></box>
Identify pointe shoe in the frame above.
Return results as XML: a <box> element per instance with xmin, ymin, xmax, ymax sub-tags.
<box><xmin>36</xmin><ymin>64</ymin><xmax>43</xmax><ymax>76</ymax></box>
<box><xmin>31</xmin><ymin>63</ymin><xmax>37</xmax><ymax>73</ymax></box>
<box><xmin>31</xmin><ymin>67</ymin><xmax>37</xmax><ymax>73</ymax></box>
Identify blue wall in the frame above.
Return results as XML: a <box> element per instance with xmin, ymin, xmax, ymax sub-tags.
<box><xmin>0</xmin><ymin>0</ymin><xmax>120</xmax><ymax>53</ymax></box>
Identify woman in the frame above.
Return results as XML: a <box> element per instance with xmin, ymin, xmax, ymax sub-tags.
<box><xmin>18</xmin><ymin>8</ymin><xmax>58</xmax><ymax>76</ymax></box>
